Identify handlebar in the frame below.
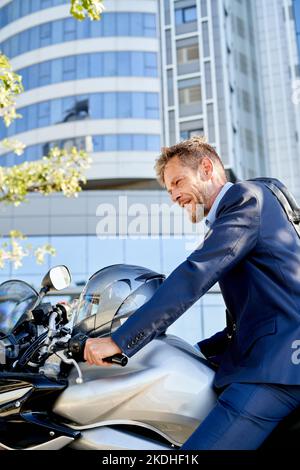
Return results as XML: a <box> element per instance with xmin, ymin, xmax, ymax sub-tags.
<box><xmin>68</xmin><ymin>333</ymin><xmax>128</xmax><ymax>367</ymax></box>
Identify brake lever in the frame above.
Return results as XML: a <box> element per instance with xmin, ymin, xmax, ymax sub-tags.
<box><xmin>55</xmin><ymin>350</ymin><xmax>83</xmax><ymax>384</ymax></box>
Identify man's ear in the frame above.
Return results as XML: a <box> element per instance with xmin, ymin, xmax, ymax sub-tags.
<box><xmin>199</xmin><ymin>157</ymin><xmax>213</xmax><ymax>180</ymax></box>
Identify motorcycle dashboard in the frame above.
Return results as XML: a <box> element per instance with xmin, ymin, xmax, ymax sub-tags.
<box><xmin>0</xmin><ymin>280</ymin><xmax>38</xmax><ymax>336</ymax></box>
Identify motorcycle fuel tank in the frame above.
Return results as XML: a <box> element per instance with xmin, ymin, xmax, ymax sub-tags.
<box><xmin>53</xmin><ymin>335</ymin><xmax>216</xmax><ymax>446</ymax></box>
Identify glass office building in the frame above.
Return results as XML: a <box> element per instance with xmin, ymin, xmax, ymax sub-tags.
<box><xmin>293</xmin><ymin>0</ymin><xmax>300</xmax><ymax>57</ymax></box>
<box><xmin>254</xmin><ymin>0</ymin><xmax>300</xmax><ymax>202</ymax></box>
<box><xmin>160</xmin><ymin>0</ymin><xmax>267</xmax><ymax>180</ymax></box>
<box><xmin>0</xmin><ymin>0</ymin><xmax>161</xmax><ymax>179</ymax></box>
<box><xmin>161</xmin><ymin>0</ymin><xmax>300</xmax><ymax>200</ymax></box>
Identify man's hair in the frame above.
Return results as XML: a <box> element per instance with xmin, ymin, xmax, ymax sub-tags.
<box><xmin>155</xmin><ymin>136</ymin><xmax>227</xmax><ymax>186</ymax></box>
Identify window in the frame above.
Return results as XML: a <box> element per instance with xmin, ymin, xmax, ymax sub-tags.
<box><xmin>165</xmin><ymin>30</ymin><xmax>173</xmax><ymax>65</ymax></box>
<box><xmin>103</xmin><ymin>135</ymin><xmax>117</xmax><ymax>151</ymax></box>
<box><xmin>103</xmin><ymin>12</ymin><xmax>116</xmax><ymax>35</ymax></box>
<box><xmin>93</xmin><ymin>136</ymin><xmax>103</xmax><ymax>152</ymax></box>
<box><xmin>40</xmin><ymin>23</ymin><xmax>52</xmax><ymax>47</ymax></box>
<box><xmin>90</xmin><ymin>94</ymin><xmax>103</xmax><ymax>119</ymax></box>
<box><xmin>53</xmin><ymin>20</ymin><xmax>63</xmax><ymax>43</ymax></box>
<box><xmin>30</xmin><ymin>25</ymin><xmax>40</xmax><ymax>49</ymax></box>
<box><xmin>63</xmin><ymin>56</ymin><xmax>76</xmax><ymax>80</ymax></box>
<box><xmin>76</xmin><ymin>54</ymin><xmax>89</xmax><ymax>79</ymax></box>
<box><xmin>133</xmin><ymin>135</ymin><xmax>146</xmax><ymax>150</ymax></box>
<box><xmin>144</xmin><ymin>13</ymin><xmax>156</xmax><ymax>36</ymax></box>
<box><xmin>118</xmin><ymin>93</ymin><xmax>131</xmax><ymax>118</ymax></box>
<box><xmin>239</xmin><ymin>53</ymin><xmax>248</xmax><ymax>75</ymax></box>
<box><xmin>167</xmin><ymin>70</ymin><xmax>174</xmax><ymax>106</ymax></box>
<box><xmin>175</xmin><ymin>6</ymin><xmax>197</xmax><ymax>24</ymax></box>
<box><xmin>118</xmin><ymin>135</ymin><xmax>132</xmax><ymax>151</ymax></box>
<box><xmin>144</xmin><ymin>53</ymin><xmax>157</xmax><ymax>77</ymax></box>
<box><xmin>245</xmin><ymin>128</ymin><xmax>254</xmax><ymax>152</ymax></box>
<box><xmin>205</xmin><ymin>62</ymin><xmax>212</xmax><ymax>99</ymax></box>
<box><xmin>131</xmin><ymin>13</ymin><xmax>143</xmax><ymax>36</ymax></box>
<box><xmin>201</xmin><ymin>0</ymin><xmax>207</xmax><ymax>17</ymax></box>
<box><xmin>104</xmin><ymin>93</ymin><xmax>117</xmax><ymax>118</ymax></box>
<box><xmin>90</xmin><ymin>53</ymin><xmax>103</xmax><ymax>77</ymax></box>
<box><xmin>11</xmin><ymin>35</ymin><xmax>18</xmax><ymax>57</ymax></box>
<box><xmin>63</xmin><ymin>18</ymin><xmax>76</xmax><ymax>41</ymax></box>
<box><xmin>50</xmin><ymin>236</ymin><xmax>87</xmax><ymax>275</ymax></box>
<box><xmin>180</xmin><ymin>128</ymin><xmax>203</xmax><ymax>140</ymax></box>
<box><xmin>1</xmin><ymin>93</ymin><xmax>160</xmax><ymax>137</ymax></box>
<box><xmin>2</xmin><ymin>134</ymin><xmax>161</xmax><ymax>165</ymax></box>
<box><xmin>117</xmin><ymin>52</ymin><xmax>131</xmax><ymax>76</ymax></box>
<box><xmin>77</xmin><ymin>17</ymin><xmax>90</xmax><ymax>38</ymax></box>
<box><xmin>164</xmin><ymin>0</ymin><xmax>171</xmax><ymax>24</ymax></box>
<box><xmin>88</xmin><ymin>237</ymin><xmax>124</xmax><ymax>275</ymax></box>
<box><xmin>39</xmin><ymin>61</ymin><xmax>51</xmax><ymax>86</ymax></box>
<box><xmin>177</xmin><ymin>44</ymin><xmax>199</xmax><ymax>64</ymax></box>
<box><xmin>242</xmin><ymin>90</ymin><xmax>251</xmax><ymax>113</ymax></box>
<box><xmin>179</xmin><ymin>86</ymin><xmax>201</xmax><ymax>105</ymax></box>
<box><xmin>236</xmin><ymin>17</ymin><xmax>245</xmax><ymax>38</ymax></box>
<box><xmin>132</xmin><ymin>93</ymin><xmax>145</xmax><ymax>118</ymax></box>
<box><xmin>117</xmin><ymin>12</ymin><xmax>130</xmax><ymax>35</ymax></box>
<box><xmin>103</xmin><ymin>52</ymin><xmax>117</xmax><ymax>76</ymax></box>
<box><xmin>16</xmin><ymin>107</ymin><xmax>28</xmax><ymax>133</ymax></box>
<box><xmin>145</xmin><ymin>93</ymin><xmax>159</xmax><ymax>119</ymax></box>
<box><xmin>131</xmin><ymin>52</ymin><xmax>144</xmax><ymax>76</ymax></box>
<box><xmin>38</xmin><ymin>101</ymin><xmax>50</xmax><ymax>127</ymax></box>
<box><xmin>41</xmin><ymin>0</ymin><xmax>52</xmax><ymax>8</ymax></box>
<box><xmin>207</xmin><ymin>104</ymin><xmax>215</xmax><ymax>142</ymax></box>
<box><xmin>21</xmin><ymin>2</ymin><xmax>31</xmax><ymax>21</ymax></box>
<box><xmin>147</xmin><ymin>135</ymin><xmax>160</xmax><ymax>150</ymax></box>
<box><xmin>202</xmin><ymin>22</ymin><xmax>210</xmax><ymax>57</ymax></box>
<box><xmin>1</xmin><ymin>13</ymin><xmax>157</xmax><ymax>58</ymax></box>
<box><xmin>0</xmin><ymin>1</ymin><xmax>69</xmax><ymax>28</ymax></box>
<box><xmin>19</xmin><ymin>30</ymin><xmax>30</xmax><ymax>54</ymax></box>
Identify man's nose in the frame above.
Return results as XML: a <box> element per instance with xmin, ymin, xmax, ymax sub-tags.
<box><xmin>171</xmin><ymin>190</ymin><xmax>181</xmax><ymax>204</ymax></box>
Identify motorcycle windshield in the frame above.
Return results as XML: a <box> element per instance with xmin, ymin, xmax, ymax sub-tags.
<box><xmin>0</xmin><ymin>280</ymin><xmax>38</xmax><ymax>336</ymax></box>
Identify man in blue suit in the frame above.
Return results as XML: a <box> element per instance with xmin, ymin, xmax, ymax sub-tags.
<box><xmin>84</xmin><ymin>137</ymin><xmax>300</xmax><ymax>449</ymax></box>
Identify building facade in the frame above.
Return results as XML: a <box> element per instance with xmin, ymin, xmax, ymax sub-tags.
<box><xmin>0</xmin><ymin>0</ymin><xmax>161</xmax><ymax>182</ymax></box>
<box><xmin>160</xmin><ymin>0</ymin><xmax>267</xmax><ymax>180</ymax></box>
<box><xmin>161</xmin><ymin>0</ymin><xmax>300</xmax><ymax>199</ymax></box>
<box><xmin>0</xmin><ymin>0</ymin><xmax>299</xmax><ymax>343</ymax></box>
<box><xmin>0</xmin><ymin>0</ymin><xmax>225</xmax><ymax>344</ymax></box>
<box><xmin>254</xmin><ymin>0</ymin><xmax>300</xmax><ymax>202</ymax></box>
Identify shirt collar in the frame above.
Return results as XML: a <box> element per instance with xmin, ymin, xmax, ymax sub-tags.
<box><xmin>205</xmin><ymin>182</ymin><xmax>234</xmax><ymax>229</ymax></box>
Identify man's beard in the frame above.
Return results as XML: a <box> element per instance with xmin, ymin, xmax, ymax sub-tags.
<box><xmin>185</xmin><ymin>202</ymin><xmax>205</xmax><ymax>224</ymax></box>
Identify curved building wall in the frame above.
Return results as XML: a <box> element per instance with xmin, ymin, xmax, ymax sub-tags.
<box><xmin>0</xmin><ymin>0</ymin><xmax>162</xmax><ymax>181</ymax></box>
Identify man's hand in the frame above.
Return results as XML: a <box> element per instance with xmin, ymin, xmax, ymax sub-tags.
<box><xmin>84</xmin><ymin>337</ymin><xmax>122</xmax><ymax>366</ymax></box>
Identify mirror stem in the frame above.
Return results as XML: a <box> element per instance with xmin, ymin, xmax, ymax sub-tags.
<box><xmin>31</xmin><ymin>286</ymin><xmax>50</xmax><ymax>312</ymax></box>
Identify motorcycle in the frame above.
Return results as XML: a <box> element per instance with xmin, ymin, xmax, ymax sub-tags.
<box><xmin>0</xmin><ymin>264</ymin><xmax>299</xmax><ymax>450</ymax></box>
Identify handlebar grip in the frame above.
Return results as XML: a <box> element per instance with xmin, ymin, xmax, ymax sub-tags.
<box><xmin>103</xmin><ymin>354</ymin><xmax>128</xmax><ymax>367</ymax></box>
<box><xmin>68</xmin><ymin>334</ymin><xmax>128</xmax><ymax>367</ymax></box>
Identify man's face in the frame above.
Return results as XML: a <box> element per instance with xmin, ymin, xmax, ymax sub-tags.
<box><xmin>164</xmin><ymin>156</ymin><xmax>212</xmax><ymax>223</ymax></box>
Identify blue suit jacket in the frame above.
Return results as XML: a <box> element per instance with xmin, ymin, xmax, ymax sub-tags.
<box><xmin>112</xmin><ymin>180</ymin><xmax>300</xmax><ymax>388</ymax></box>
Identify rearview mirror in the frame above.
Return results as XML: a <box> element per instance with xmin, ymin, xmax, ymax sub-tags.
<box><xmin>41</xmin><ymin>265</ymin><xmax>71</xmax><ymax>291</ymax></box>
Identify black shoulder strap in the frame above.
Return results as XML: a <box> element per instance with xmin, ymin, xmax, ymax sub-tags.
<box><xmin>247</xmin><ymin>177</ymin><xmax>300</xmax><ymax>238</ymax></box>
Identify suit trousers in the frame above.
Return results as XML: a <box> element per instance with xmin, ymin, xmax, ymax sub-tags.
<box><xmin>181</xmin><ymin>382</ymin><xmax>300</xmax><ymax>450</ymax></box>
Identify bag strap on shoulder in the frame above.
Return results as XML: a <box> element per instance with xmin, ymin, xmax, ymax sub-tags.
<box><xmin>247</xmin><ymin>177</ymin><xmax>300</xmax><ymax>238</ymax></box>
